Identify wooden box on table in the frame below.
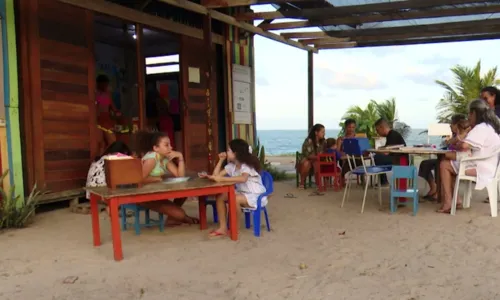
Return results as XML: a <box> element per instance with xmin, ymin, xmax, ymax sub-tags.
<box><xmin>104</xmin><ymin>157</ymin><xmax>143</xmax><ymax>189</ymax></box>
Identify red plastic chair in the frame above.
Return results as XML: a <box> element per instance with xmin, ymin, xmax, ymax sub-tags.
<box><xmin>315</xmin><ymin>153</ymin><xmax>342</xmax><ymax>192</ymax></box>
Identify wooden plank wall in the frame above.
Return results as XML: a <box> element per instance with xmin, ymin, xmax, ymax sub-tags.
<box><xmin>19</xmin><ymin>0</ymin><xmax>96</xmax><ymax>193</ymax></box>
<box><xmin>225</xmin><ymin>8</ymin><xmax>256</xmax><ymax>146</ymax></box>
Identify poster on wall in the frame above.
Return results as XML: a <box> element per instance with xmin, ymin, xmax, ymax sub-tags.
<box><xmin>232</xmin><ymin>64</ymin><xmax>252</xmax><ymax>125</ymax></box>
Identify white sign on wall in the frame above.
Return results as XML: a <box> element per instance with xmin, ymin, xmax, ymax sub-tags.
<box><xmin>232</xmin><ymin>64</ymin><xmax>252</xmax><ymax>125</ymax></box>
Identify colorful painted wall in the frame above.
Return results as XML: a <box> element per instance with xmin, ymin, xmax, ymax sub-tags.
<box><xmin>226</xmin><ymin>8</ymin><xmax>256</xmax><ymax>146</ymax></box>
<box><xmin>0</xmin><ymin>0</ymin><xmax>24</xmax><ymax>199</ymax></box>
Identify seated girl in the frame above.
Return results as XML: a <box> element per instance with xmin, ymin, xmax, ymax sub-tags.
<box><xmin>86</xmin><ymin>141</ymin><xmax>132</xmax><ymax>199</ymax></box>
<box><xmin>444</xmin><ymin>118</ymin><xmax>472</xmax><ymax>161</ymax></box>
<box><xmin>297</xmin><ymin>124</ymin><xmax>326</xmax><ymax>189</ymax></box>
<box><xmin>204</xmin><ymin>139</ymin><xmax>267</xmax><ymax>237</ymax></box>
<box><xmin>438</xmin><ymin>99</ymin><xmax>500</xmax><ymax>213</ymax></box>
<box><xmin>135</xmin><ymin>130</ymin><xmax>199</xmax><ymax>225</ymax></box>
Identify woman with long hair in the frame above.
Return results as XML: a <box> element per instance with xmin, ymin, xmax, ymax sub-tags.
<box><xmin>437</xmin><ymin>99</ymin><xmax>500</xmax><ymax>213</ymax></box>
<box><xmin>297</xmin><ymin>124</ymin><xmax>326</xmax><ymax>189</ymax></box>
<box><xmin>480</xmin><ymin>86</ymin><xmax>500</xmax><ymax>114</ymax></box>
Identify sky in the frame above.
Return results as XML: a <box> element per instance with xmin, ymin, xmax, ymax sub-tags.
<box><xmin>252</xmin><ymin>5</ymin><xmax>500</xmax><ymax>130</ymax></box>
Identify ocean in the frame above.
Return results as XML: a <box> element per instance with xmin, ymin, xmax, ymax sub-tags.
<box><xmin>257</xmin><ymin>129</ymin><xmax>443</xmax><ymax>156</ymax></box>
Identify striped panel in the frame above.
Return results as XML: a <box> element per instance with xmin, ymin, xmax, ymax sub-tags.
<box><xmin>226</xmin><ymin>8</ymin><xmax>255</xmax><ymax>144</ymax></box>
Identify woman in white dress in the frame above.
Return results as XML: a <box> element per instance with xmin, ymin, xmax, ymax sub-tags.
<box><xmin>438</xmin><ymin>99</ymin><xmax>500</xmax><ymax>213</ymax></box>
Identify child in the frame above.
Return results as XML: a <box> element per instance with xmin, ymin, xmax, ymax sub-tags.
<box><xmin>446</xmin><ymin>119</ymin><xmax>472</xmax><ymax>161</ymax></box>
<box><xmin>134</xmin><ymin>130</ymin><xmax>199</xmax><ymax>225</ymax></box>
<box><xmin>325</xmin><ymin>138</ymin><xmax>343</xmax><ymax>161</ymax></box>
<box><xmin>96</xmin><ymin>75</ymin><xmax>121</xmax><ymax>152</ymax></box>
<box><xmin>86</xmin><ymin>141</ymin><xmax>131</xmax><ymax>199</ymax></box>
<box><xmin>204</xmin><ymin>139</ymin><xmax>267</xmax><ymax>237</ymax></box>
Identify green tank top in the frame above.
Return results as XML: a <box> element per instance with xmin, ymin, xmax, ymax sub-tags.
<box><xmin>142</xmin><ymin>151</ymin><xmax>169</xmax><ymax>177</ymax></box>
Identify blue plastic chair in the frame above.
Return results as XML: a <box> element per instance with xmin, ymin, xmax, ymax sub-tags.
<box><xmin>206</xmin><ymin>171</ymin><xmax>273</xmax><ymax>237</ymax></box>
<box><xmin>390</xmin><ymin>166</ymin><xmax>419</xmax><ymax>216</ymax></box>
<box><xmin>341</xmin><ymin>138</ymin><xmax>392</xmax><ymax>213</ymax></box>
<box><xmin>120</xmin><ymin>204</ymin><xmax>165</xmax><ymax>235</ymax></box>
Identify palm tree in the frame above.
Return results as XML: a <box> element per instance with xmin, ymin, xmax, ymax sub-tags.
<box><xmin>339</xmin><ymin>98</ymin><xmax>411</xmax><ymax>139</ymax></box>
<box><xmin>436</xmin><ymin>60</ymin><xmax>500</xmax><ymax>122</ymax></box>
<box><xmin>373</xmin><ymin>98</ymin><xmax>396</xmax><ymax>127</ymax></box>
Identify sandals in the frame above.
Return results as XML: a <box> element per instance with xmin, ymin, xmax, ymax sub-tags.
<box><xmin>208</xmin><ymin>230</ymin><xmax>227</xmax><ymax>237</ymax></box>
<box><xmin>298</xmin><ymin>185</ymin><xmax>305</xmax><ymax>190</ymax></box>
<box><xmin>437</xmin><ymin>204</ymin><xmax>463</xmax><ymax>214</ymax></box>
<box><xmin>423</xmin><ymin>192</ymin><xmax>437</xmax><ymax>201</ymax></box>
<box><xmin>185</xmin><ymin>216</ymin><xmax>200</xmax><ymax>225</ymax></box>
<box><xmin>308</xmin><ymin>191</ymin><xmax>324</xmax><ymax>196</ymax></box>
<box><xmin>284</xmin><ymin>193</ymin><xmax>297</xmax><ymax>199</ymax></box>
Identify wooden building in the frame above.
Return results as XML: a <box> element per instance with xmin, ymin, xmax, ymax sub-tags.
<box><xmin>6</xmin><ymin>0</ymin><xmax>500</xmax><ymax>201</ymax></box>
<box><xmin>14</xmin><ymin>0</ymin><xmax>271</xmax><ymax>201</ymax></box>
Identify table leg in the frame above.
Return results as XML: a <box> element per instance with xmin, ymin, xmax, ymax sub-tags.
<box><xmin>398</xmin><ymin>156</ymin><xmax>409</xmax><ymax>203</ymax></box>
<box><xmin>109</xmin><ymin>198</ymin><xmax>123</xmax><ymax>261</ymax></box>
<box><xmin>198</xmin><ymin>196</ymin><xmax>208</xmax><ymax>230</ymax></box>
<box><xmin>436</xmin><ymin>154</ymin><xmax>443</xmax><ymax>202</ymax></box>
<box><xmin>90</xmin><ymin>193</ymin><xmax>101</xmax><ymax>246</ymax></box>
<box><xmin>227</xmin><ymin>186</ymin><xmax>238</xmax><ymax>241</ymax></box>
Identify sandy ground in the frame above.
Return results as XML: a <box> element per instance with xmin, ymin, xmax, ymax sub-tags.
<box><xmin>267</xmin><ymin>155</ymin><xmax>296</xmax><ymax>173</ymax></box>
<box><xmin>1</xmin><ymin>177</ymin><xmax>500</xmax><ymax>300</ymax></box>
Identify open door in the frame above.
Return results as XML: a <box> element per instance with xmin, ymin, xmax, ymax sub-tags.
<box><xmin>179</xmin><ymin>36</ymin><xmax>210</xmax><ymax>172</ymax></box>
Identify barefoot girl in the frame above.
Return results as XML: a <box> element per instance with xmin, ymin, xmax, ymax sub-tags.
<box><xmin>135</xmin><ymin>130</ymin><xmax>199</xmax><ymax>225</ymax></box>
<box><xmin>205</xmin><ymin>139</ymin><xmax>267</xmax><ymax>237</ymax></box>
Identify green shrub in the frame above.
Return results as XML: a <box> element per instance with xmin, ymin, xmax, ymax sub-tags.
<box><xmin>0</xmin><ymin>170</ymin><xmax>42</xmax><ymax>229</ymax></box>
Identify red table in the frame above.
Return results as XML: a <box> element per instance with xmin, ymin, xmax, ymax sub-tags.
<box><xmin>87</xmin><ymin>180</ymin><xmax>236</xmax><ymax>261</ymax></box>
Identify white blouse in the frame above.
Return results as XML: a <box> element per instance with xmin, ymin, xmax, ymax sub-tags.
<box><xmin>224</xmin><ymin>163</ymin><xmax>266</xmax><ymax>195</ymax></box>
<box><xmin>463</xmin><ymin>123</ymin><xmax>500</xmax><ymax>190</ymax></box>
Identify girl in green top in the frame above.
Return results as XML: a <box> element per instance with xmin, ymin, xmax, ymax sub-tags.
<box><xmin>135</xmin><ymin>131</ymin><xmax>199</xmax><ymax>225</ymax></box>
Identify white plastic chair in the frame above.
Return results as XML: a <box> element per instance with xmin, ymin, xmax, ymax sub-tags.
<box><xmin>451</xmin><ymin>148</ymin><xmax>500</xmax><ymax>217</ymax></box>
<box><xmin>341</xmin><ymin>153</ymin><xmax>392</xmax><ymax>213</ymax></box>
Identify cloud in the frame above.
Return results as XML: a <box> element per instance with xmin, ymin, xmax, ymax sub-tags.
<box><xmin>418</xmin><ymin>54</ymin><xmax>461</xmax><ymax>66</ymax></box>
<box><xmin>256</xmin><ymin>76</ymin><xmax>269</xmax><ymax>86</ymax></box>
<box><xmin>400</xmin><ymin>64</ymin><xmax>454</xmax><ymax>86</ymax></box>
<box><xmin>316</xmin><ymin>68</ymin><xmax>387</xmax><ymax>90</ymax></box>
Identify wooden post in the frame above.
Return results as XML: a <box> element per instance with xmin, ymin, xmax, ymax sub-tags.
<box><xmin>136</xmin><ymin>24</ymin><xmax>145</xmax><ymax>130</ymax></box>
<box><xmin>307</xmin><ymin>50</ymin><xmax>314</xmax><ymax>130</ymax></box>
<box><xmin>204</xmin><ymin>13</ymin><xmax>214</xmax><ymax>171</ymax></box>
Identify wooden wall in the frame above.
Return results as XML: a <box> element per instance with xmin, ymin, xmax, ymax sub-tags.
<box><xmin>18</xmin><ymin>0</ymin><xmax>96</xmax><ymax>193</ymax></box>
<box><xmin>225</xmin><ymin>8</ymin><xmax>256</xmax><ymax>146</ymax></box>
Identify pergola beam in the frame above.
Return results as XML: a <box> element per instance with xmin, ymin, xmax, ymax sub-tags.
<box><xmin>300</xmin><ymin>37</ymin><xmax>350</xmax><ymax>45</ymax></box>
<box><xmin>315</xmin><ymin>42</ymin><xmax>357</xmax><ymax>50</ymax></box>
<box><xmin>349</xmin><ymin>25</ymin><xmax>500</xmax><ymax>43</ymax></box>
<box><xmin>236</xmin><ymin>0</ymin><xmax>489</xmax><ymax>21</ymax></box>
<box><xmin>157</xmin><ymin>0</ymin><xmax>318</xmax><ymax>53</ymax></box>
<box><xmin>200</xmin><ymin>0</ymin><xmax>310</xmax><ymax>8</ymax></box>
<box><xmin>282</xmin><ymin>17</ymin><xmax>500</xmax><ymax>39</ymax></box>
<box><xmin>261</xmin><ymin>4</ymin><xmax>500</xmax><ymax>30</ymax></box>
<box><xmin>358</xmin><ymin>33</ymin><xmax>500</xmax><ymax>48</ymax></box>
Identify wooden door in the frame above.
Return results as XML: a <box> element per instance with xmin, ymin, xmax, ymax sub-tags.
<box><xmin>180</xmin><ymin>36</ymin><xmax>211</xmax><ymax>172</ymax></box>
<box><xmin>19</xmin><ymin>0</ymin><xmax>96</xmax><ymax>193</ymax></box>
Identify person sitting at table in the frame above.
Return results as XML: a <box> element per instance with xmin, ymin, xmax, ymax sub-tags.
<box><xmin>480</xmin><ymin>86</ymin><xmax>500</xmax><ymax>117</ymax></box>
<box><xmin>134</xmin><ymin>130</ymin><xmax>199</xmax><ymax>225</ymax></box>
<box><xmin>296</xmin><ymin>123</ymin><xmax>326</xmax><ymax>189</ymax></box>
<box><xmin>373</xmin><ymin>118</ymin><xmax>407</xmax><ymax>185</ymax></box>
<box><xmin>204</xmin><ymin>138</ymin><xmax>267</xmax><ymax>238</ymax></box>
<box><xmin>86</xmin><ymin>141</ymin><xmax>132</xmax><ymax>199</ymax></box>
<box><xmin>418</xmin><ymin>114</ymin><xmax>466</xmax><ymax>201</ymax></box>
<box><xmin>437</xmin><ymin>99</ymin><xmax>500</xmax><ymax>213</ymax></box>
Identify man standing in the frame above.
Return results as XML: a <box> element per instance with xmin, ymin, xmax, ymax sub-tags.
<box><xmin>373</xmin><ymin>118</ymin><xmax>407</xmax><ymax>185</ymax></box>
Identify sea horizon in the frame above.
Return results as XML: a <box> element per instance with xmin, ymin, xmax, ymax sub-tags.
<box><xmin>256</xmin><ymin>128</ymin><xmax>439</xmax><ymax>156</ymax></box>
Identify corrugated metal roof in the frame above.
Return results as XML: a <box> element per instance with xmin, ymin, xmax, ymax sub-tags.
<box><xmin>322</xmin><ymin>1</ymin><xmax>500</xmax><ymax>30</ymax></box>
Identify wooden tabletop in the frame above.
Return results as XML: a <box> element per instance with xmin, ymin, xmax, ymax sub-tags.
<box><xmin>368</xmin><ymin>147</ymin><xmax>451</xmax><ymax>155</ymax></box>
<box><xmin>86</xmin><ymin>178</ymin><xmax>233</xmax><ymax>198</ymax></box>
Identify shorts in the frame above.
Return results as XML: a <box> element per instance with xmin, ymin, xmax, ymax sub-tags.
<box><xmin>450</xmin><ymin>160</ymin><xmax>475</xmax><ymax>174</ymax></box>
<box><xmin>239</xmin><ymin>192</ymin><xmax>268</xmax><ymax>208</ymax></box>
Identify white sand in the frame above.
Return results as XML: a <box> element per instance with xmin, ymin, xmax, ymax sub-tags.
<box><xmin>0</xmin><ymin>180</ymin><xmax>498</xmax><ymax>300</ymax></box>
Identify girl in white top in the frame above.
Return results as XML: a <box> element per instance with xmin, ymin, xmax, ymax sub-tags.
<box><xmin>438</xmin><ymin>99</ymin><xmax>500</xmax><ymax>213</ymax></box>
<box><xmin>204</xmin><ymin>139</ymin><xmax>267</xmax><ymax>237</ymax></box>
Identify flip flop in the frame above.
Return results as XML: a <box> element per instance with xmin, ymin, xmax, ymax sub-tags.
<box><xmin>186</xmin><ymin>217</ymin><xmax>200</xmax><ymax>225</ymax></box>
<box><xmin>208</xmin><ymin>230</ymin><xmax>227</xmax><ymax>237</ymax></box>
<box><xmin>284</xmin><ymin>193</ymin><xmax>297</xmax><ymax>199</ymax></box>
<box><xmin>436</xmin><ymin>208</ymin><xmax>451</xmax><ymax>214</ymax></box>
<box><xmin>308</xmin><ymin>191</ymin><xmax>324</xmax><ymax>196</ymax></box>
<box><xmin>298</xmin><ymin>185</ymin><xmax>305</xmax><ymax>190</ymax></box>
